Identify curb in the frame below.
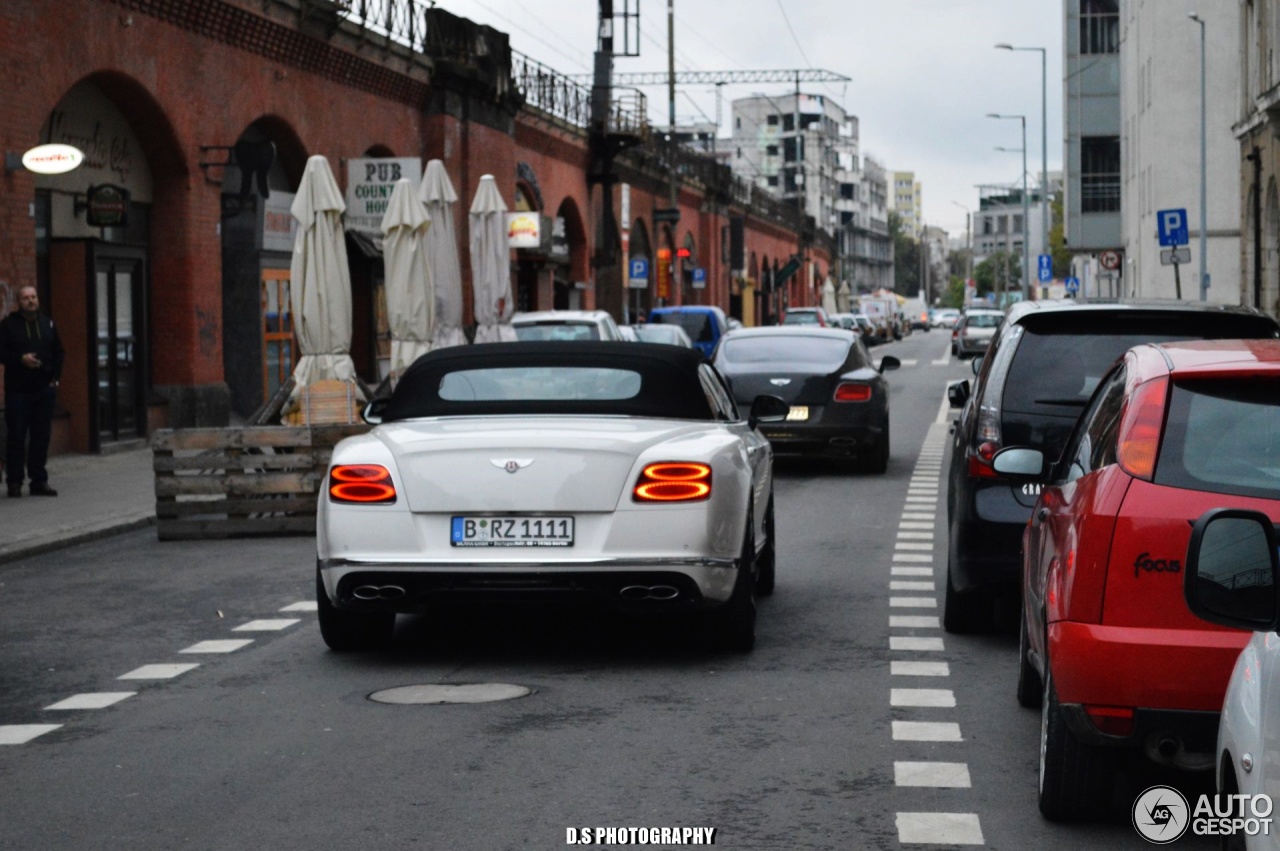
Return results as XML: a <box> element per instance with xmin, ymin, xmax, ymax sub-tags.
<box><xmin>0</xmin><ymin>515</ymin><xmax>156</xmax><ymax>565</ymax></box>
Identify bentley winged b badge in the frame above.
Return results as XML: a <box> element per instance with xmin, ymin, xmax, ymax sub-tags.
<box><xmin>492</xmin><ymin>458</ymin><xmax>534</xmax><ymax>474</ymax></box>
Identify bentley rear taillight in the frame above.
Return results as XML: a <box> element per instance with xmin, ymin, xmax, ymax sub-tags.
<box><xmin>633</xmin><ymin>462</ymin><xmax>712</xmax><ymax>502</ymax></box>
<box><xmin>329</xmin><ymin>464</ymin><xmax>397</xmax><ymax>504</ymax></box>
<box><xmin>834</xmin><ymin>382</ymin><xmax>872</xmax><ymax>402</ymax></box>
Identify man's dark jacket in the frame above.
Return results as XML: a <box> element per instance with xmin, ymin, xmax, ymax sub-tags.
<box><xmin>0</xmin><ymin>310</ymin><xmax>65</xmax><ymax>395</ymax></box>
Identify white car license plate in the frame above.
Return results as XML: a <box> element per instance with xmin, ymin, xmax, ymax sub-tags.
<box><xmin>786</xmin><ymin>405</ymin><xmax>810</xmax><ymax>422</ymax></box>
<box><xmin>450</xmin><ymin>516</ymin><xmax>575</xmax><ymax>547</ymax></box>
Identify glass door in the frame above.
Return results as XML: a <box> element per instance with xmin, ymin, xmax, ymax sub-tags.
<box><xmin>94</xmin><ymin>255</ymin><xmax>145</xmax><ymax>444</ymax></box>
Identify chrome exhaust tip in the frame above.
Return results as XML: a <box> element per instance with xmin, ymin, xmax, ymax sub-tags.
<box><xmin>352</xmin><ymin>585</ymin><xmax>407</xmax><ymax>601</ymax></box>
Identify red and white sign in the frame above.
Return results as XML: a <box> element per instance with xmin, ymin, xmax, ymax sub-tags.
<box><xmin>1099</xmin><ymin>249</ymin><xmax>1121</xmax><ymax>271</ymax></box>
<box><xmin>22</xmin><ymin>143</ymin><xmax>85</xmax><ymax>175</ymax></box>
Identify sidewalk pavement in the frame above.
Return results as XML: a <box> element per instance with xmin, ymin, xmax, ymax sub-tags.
<box><xmin>1</xmin><ymin>446</ymin><xmax>155</xmax><ymax>564</ymax></box>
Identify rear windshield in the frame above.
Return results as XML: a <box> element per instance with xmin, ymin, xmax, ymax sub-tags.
<box><xmin>1156</xmin><ymin>378</ymin><xmax>1280</xmax><ymax>499</ymax></box>
<box><xmin>1004</xmin><ymin>313</ymin><xmax>1280</xmax><ymax>416</ymax></box>
<box><xmin>782</xmin><ymin>312</ymin><xmax>821</xmax><ymax>325</ymax></box>
<box><xmin>964</xmin><ymin>313</ymin><xmax>1003</xmax><ymax>329</ymax></box>
<box><xmin>653</xmin><ymin>311</ymin><xmax>713</xmax><ymax>343</ymax></box>
<box><xmin>440</xmin><ymin>367</ymin><xmax>641</xmax><ymax>401</ymax></box>
<box><xmin>514</xmin><ymin>323</ymin><xmax>600</xmax><ymax>342</ymax></box>
<box><xmin>721</xmin><ymin>336</ymin><xmax>855</xmax><ymax>369</ymax></box>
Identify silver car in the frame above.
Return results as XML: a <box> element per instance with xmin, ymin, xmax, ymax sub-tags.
<box><xmin>955</xmin><ymin>309</ymin><xmax>1004</xmax><ymax>358</ymax></box>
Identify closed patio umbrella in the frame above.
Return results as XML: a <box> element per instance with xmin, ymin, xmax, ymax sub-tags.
<box><xmin>286</xmin><ymin>154</ymin><xmax>362</xmax><ymax>408</ymax></box>
<box><xmin>419</xmin><ymin>159</ymin><xmax>467</xmax><ymax>350</ymax></box>
<box><xmin>837</xmin><ymin>280</ymin><xmax>852</xmax><ymax>313</ymax></box>
<box><xmin>821</xmin><ymin>277</ymin><xmax>838</xmax><ymax>315</ymax></box>
<box><xmin>468</xmin><ymin>174</ymin><xmax>516</xmax><ymax>343</ymax></box>
<box><xmin>380</xmin><ymin>178</ymin><xmax>433</xmax><ymax>382</ymax></box>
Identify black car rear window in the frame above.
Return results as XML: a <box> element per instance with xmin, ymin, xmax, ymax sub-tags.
<box><xmin>1156</xmin><ymin>378</ymin><xmax>1280</xmax><ymax>499</ymax></box>
<box><xmin>721</xmin><ymin>336</ymin><xmax>858</xmax><ymax>369</ymax></box>
<box><xmin>1003</xmin><ymin>313</ymin><xmax>1280</xmax><ymax>416</ymax></box>
<box><xmin>653</xmin><ymin>311</ymin><xmax>713</xmax><ymax>343</ymax></box>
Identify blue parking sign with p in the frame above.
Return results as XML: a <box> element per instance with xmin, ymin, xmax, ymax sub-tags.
<box><xmin>1157</xmin><ymin>209</ymin><xmax>1189</xmax><ymax>247</ymax></box>
<box><xmin>1038</xmin><ymin>255</ymin><xmax>1052</xmax><ymax>283</ymax></box>
<box><xmin>628</xmin><ymin>257</ymin><xmax>649</xmax><ymax>288</ymax></box>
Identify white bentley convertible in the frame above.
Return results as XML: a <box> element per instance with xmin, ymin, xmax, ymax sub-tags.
<box><xmin>316</xmin><ymin>342</ymin><xmax>787</xmax><ymax>652</ymax></box>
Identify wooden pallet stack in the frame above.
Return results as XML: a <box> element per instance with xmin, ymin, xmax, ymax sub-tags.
<box><xmin>151</xmin><ymin>424</ymin><xmax>369</xmax><ymax>540</ymax></box>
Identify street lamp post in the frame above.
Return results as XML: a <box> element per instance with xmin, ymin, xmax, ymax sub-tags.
<box><xmin>996</xmin><ymin>44</ymin><xmax>1049</xmax><ymax>273</ymax></box>
<box><xmin>1188</xmin><ymin>13</ymin><xmax>1208</xmax><ymax>300</ymax></box>
<box><xmin>989</xmin><ymin>113</ymin><xmax>1029</xmax><ymax>300</ymax></box>
<box><xmin>951</xmin><ymin>201</ymin><xmax>973</xmax><ymax>284</ymax></box>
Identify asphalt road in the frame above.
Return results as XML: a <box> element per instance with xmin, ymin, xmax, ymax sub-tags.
<box><xmin>0</xmin><ymin>329</ymin><xmax>1218</xmax><ymax>850</ymax></box>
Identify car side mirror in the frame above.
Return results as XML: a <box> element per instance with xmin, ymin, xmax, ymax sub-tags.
<box><xmin>749</xmin><ymin>394</ymin><xmax>790</xmax><ymax>428</ymax></box>
<box><xmin>971</xmin><ymin>356</ymin><xmax>984</xmax><ymax>376</ymax></box>
<box><xmin>991</xmin><ymin>446</ymin><xmax>1045</xmax><ymax>478</ymax></box>
<box><xmin>878</xmin><ymin>355</ymin><xmax>901</xmax><ymax>373</ymax></box>
<box><xmin>947</xmin><ymin>380</ymin><xmax>970</xmax><ymax>408</ymax></box>
<box><xmin>1184</xmin><ymin>508</ymin><xmax>1280</xmax><ymax>631</ymax></box>
<box><xmin>362</xmin><ymin>398</ymin><xmax>390</xmax><ymax>425</ymax></box>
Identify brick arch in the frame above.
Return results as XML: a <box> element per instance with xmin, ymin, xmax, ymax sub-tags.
<box><xmin>70</xmin><ymin>70</ymin><xmax>188</xmax><ymax>177</ymax></box>
<box><xmin>243</xmin><ymin>114</ymin><xmax>309</xmax><ymax>188</ymax></box>
<box><xmin>554</xmin><ymin>196</ymin><xmax>589</xmax><ymax>282</ymax></box>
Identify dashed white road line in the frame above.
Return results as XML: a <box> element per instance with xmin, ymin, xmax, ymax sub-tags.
<box><xmin>890</xmin><ymin>616</ymin><xmax>940</xmax><ymax>628</ymax></box>
<box><xmin>118</xmin><ymin>663</ymin><xmax>201</xmax><ymax>680</ymax></box>
<box><xmin>891</xmin><ymin>567</ymin><xmax>934</xmax><ymax>577</ymax></box>
<box><xmin>45</xmin><ymin>692</ymin><xmax>136</xmax><ymax>710</ymax></box>
<box><xmin>0</xmin><ymin>724</ymin><xmax>62</xmax><ymax>745</ymax></box>
<box><xmin>233</xmin><ymin>619</ymin><xmax>302</xmax><ymax>632</ymax></box>
<box><xmin>890</xmin><ymin>597</ymin><xmax>938</xmax><ymax>608</ymax></box>
<box><xmin>894</xmin><ymin>761</ymin><xmax>972</xmax><ymax>788</ymax></box>
<box><xmin>280</xmin><ymin>601</ymin><xmax>318</xmax><ymax>612</ymax></box>
<box><xmin>890</xmin><ymin>636</ymin><xmax>945</xmax><ymax>651</ymax></box>
<box><xmin>892</xmin><ymin>721</ymin><xmax>963</xmax><ymax>742</ymax></box>
<box><xmin>896</xmin><ymin>812</ymin><xmax>985</xmax><ymax>845</ymax></box>
<box><xmin>178</xmin><ymin>639</ymin><xmax>255</xmax><ymax>654</ymax></box>
<box><xmin>892</xmin><ymin>661</ymin><xmax>950</xmax><ymax>677</ymax></box>
<box><xmin>891</xmin><ymin>688</ymin><xmax>956</xmax><ymax>708</ymax></box>
<box><xmin>890</xmin><ymin>581</ymin><xmax>936</xmax><ymax>592</ymax></box>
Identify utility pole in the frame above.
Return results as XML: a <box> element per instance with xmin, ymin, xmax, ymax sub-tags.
<box><xmin>667</xmin><ymin>0</ymin><xmax>680</xmax><ymax>305</ymax></box>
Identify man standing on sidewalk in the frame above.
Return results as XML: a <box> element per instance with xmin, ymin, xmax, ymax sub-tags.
<box><xmin>0</xmin><ymin>285</ymin><xmax>64</xmax><ymax>497</ymax></box>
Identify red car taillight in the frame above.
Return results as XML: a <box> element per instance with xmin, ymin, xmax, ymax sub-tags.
<box><xmin>967</xmin><ymin>440</ymin><xmax>1000</xmax><ymax>479</ymax></box>
<box><xmin>1116</xmin><ymin>376</ymin><xmax>1169</xmax><ymax>481</ymax></box>
<box><xmin>833</xmin><ymin>382</ymin><xmax>872</xmax><ymax>402</ymax></box>
<box><xmin>633</xmin><ymin>462</ymin><xmax>711</xmax><ymax>503</ymax></box>
<box><xmin>329</xmin><ymin>464</ymin><xmax>397</xmax><ymax>504</ymax></box>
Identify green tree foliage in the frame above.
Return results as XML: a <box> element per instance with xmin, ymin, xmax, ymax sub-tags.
<box><xmin>1050</xmin><ymin>195</ymin><xmax>1072</xmax><ymax>278</ymax></box>
<box><xmin>889</xmin><ymin>211</ymin><xmax>920</xmax><ymax>295</ymax></box>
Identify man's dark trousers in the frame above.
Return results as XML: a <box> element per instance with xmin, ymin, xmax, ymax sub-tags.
<box><xmin>5</xmin><ymin>386</ymin><xmax>55</xmax><ymax>489</ymax></box>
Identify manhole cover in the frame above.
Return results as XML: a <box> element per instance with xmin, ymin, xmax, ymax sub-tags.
<box><xmin>369</xmin><ymin>683</ymin><xmax>532</xmax><ymax>705</ymax></box>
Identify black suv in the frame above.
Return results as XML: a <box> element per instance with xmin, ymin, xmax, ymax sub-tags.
<box><xmin>943</xmin><ymin>299</ymin><xmax>1280</xmax><ymax>632</ymax></box>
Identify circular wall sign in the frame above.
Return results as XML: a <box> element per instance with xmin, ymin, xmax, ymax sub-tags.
<box><xmin>1099</xmin><ymin>249</ymin><xmax>1121</xmax><ymax>271</ymax></box>
<box><xmin>21</xmin><ymin>144</ymin><xmax>85</xmax><ymax>175</ymax></box>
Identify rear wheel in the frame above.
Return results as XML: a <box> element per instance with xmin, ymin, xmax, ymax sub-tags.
<box><xmin>756</xmin><ymin>497</ymin><xmax>776</xmax><ymax>596</ymax></box>
<box><xmin>707</xmin><ymin>518</ymin><xmax>757</xmax><ymax>651</ymax></box>
<box><xmin>1039</xmin><ymin>670</ymin><xmax>1116</xmax><ymax>820</ymax></box>
<box><xmin>864</xmin><ymin>419</ymin><xmax>890</xmax><ymax>474</ymax></box>
<box><xmin>943</xmin><ymin>559</ymin><xmax>988</xmax><ymax>634</ymax></box>
<box><xmin>316</xmin><ymin>569</ymin><xmax>396</xmax><ymax>651</ymax></box>
<box><xmin>1016</xmin><ymin>606</ymin><xmax>1043</xmax><ymax>708</ymax></box>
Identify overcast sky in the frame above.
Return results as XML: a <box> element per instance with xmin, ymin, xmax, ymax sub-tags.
<box><xmin>435</xmin><ymin>0</ymin><xmax>1064</xmax><ymax>236</ymax></box>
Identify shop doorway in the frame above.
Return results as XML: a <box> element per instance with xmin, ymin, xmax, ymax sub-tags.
<box><xmin>92</xmin><ymin>249</ymin><xmax>147</xmax><ymax>446</ymax></box>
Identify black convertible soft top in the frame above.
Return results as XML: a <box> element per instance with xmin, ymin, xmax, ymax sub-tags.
<box><xmin>383</xmin><ymin>341</ymin><xmax>715</xmax><ymax>421</ymax></box>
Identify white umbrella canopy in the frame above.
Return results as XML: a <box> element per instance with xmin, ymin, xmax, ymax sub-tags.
<box><xmin>837</xmin><ymin>280</ymin><xmax>852</xmax><ymax>314</ymax></box>
<box><xmin>821</xmin><ymin>277</ymin><xmax>838</xmax><ymax>314</ymax></box>
<box><xmin>286</xmin><ymin>154</ymin><xmax>362</xmax><ymax>406</ymax></box>
<box><xmin>419</xmin><ymin>159</ymin><xmax>467</xmax><ymax>350</ymax></box>
<box><xmin>380</xmin><ymin>178</ymin><xmax>433</xmax><ymax>381</ymax></box>
<box><xmin>468</xmin><ymin>174</ymin><xmax>517</xmax><ymax>343</ymax></box>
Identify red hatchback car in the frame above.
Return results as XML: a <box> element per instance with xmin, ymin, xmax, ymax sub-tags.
<box><xmin>992</xmin><ymin>340</ymin><xmax>1280</xmax><ymax>820</ymax></box>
